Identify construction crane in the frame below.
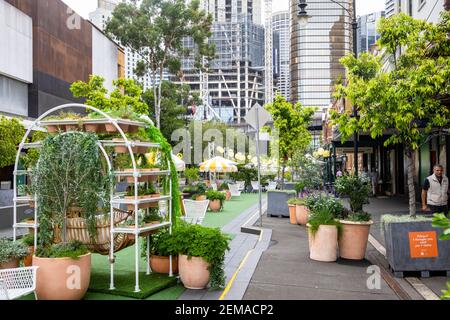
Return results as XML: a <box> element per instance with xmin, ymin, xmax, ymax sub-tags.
<box><xmin>264</xmin><ymin>0</ymin><xmax>273</xmax><ymax>106</ymax></box>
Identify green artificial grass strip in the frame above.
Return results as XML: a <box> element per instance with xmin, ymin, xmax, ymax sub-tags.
<box><xmin>202</xmin><ymin>193</ymin><xmax>264</xmax><ymax>229</ymax></box>
<box><xmin>89</xmin><ymin>270</ymin><xmax>178</xmax><ymax>299</ymax></box>
<box><xmin>146</xmin><ymin>284</ymin><xmax>186</xmax><ymax>300</ymax></box>
<box><xmin>88</xmin><ymin>245</ymin><xmax>178</xmax><ymax>299</ymax></box>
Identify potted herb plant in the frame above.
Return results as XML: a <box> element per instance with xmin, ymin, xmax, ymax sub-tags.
<box><xmin>206</xmin><ymin>190</ymin><xmax>226</xmax><ymax>212</ymax></box>
<box><xmin>21</xmin><ymin>233</ymin><xmax>35</xmax><ymax>267</ymax></box>
<box><xmin>0</xmin><ymin>238</ymin><xmax>29</xmax><ymax>269</ymax></box>
<box><xmin>33</xmin><ymin>241</ymin><xmax>91</xmax><ymax>300</ymax></box>
<box><xmin>125</xmin><ymin>183</ymin><xmax>160</xmax><ymax>210</ymax></box>
<box><xmin>192</xmin><ymin>182</ymin><xmax>207</xmax><ymax>201</ymax></box>
<box><xmin>334</xmin><ymin>174</ymin><xmax>373</xmax><ymax>260</ymax></box>
<box><xmin>174</xmin><ymin>222</ymin><xmax>230</xmax><ymax>290</ymax></box>
<box><xmin>306</xmin><ymin>194</ymin><xmax>343</xmax><ymax>262</ymax></box>
<box><xmin>219</xmin><ymin>182</ymin><xmax>231</xmax><ymax>201</ymax></box>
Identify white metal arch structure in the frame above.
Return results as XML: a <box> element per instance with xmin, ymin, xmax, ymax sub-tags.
<box><xmin>12</xmin><ymin>103</ymin><xmax>174</xmax><ymax>294</ymax></box>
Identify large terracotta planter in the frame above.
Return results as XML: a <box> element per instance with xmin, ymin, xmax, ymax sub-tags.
<box><xmin>0</xmin><ymin>258</ymin><xmax>20</xmax><ymax>269</ymax></box>
<box><xmin>178</xmin><ymin>255</ymin><xmax>210</xmax><ymax>289</ymax></box>
<box><xmin>307</xmin><ymin>225</ymin><xmax>338</xmax><ymax>262</ymax></box>
<box><xmin>150</xmin><ymin>255</ymin><xmax>179</xmax><ymax>274</ymax></box>
<box><xmin>338</xmin><ymin>220</ymin><xmax>373</xmax><ymax>260</ymax></box>
<box><xmin>33</xmin><ymin>253</ymin><xmax>91</xmax><ymax>300</ymax></box>
<box><xmin>295</xmin><ymin>205</ymin><xmax>308</xmax><ymax>226</ymax></box>
<box><xmin>288</xmin><ymin>205</ymin><xmax>297</xmax><ymax>224</ymax></box>
<box><xmin>209</xmin><ymin>200</ymin><xmax>221</xmax><ymax>212</ymax></box>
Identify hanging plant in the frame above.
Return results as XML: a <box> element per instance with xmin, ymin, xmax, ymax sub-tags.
<box><xmin>32</xmin><ymin>132</ymin><xmax>110</xmax><ymax>253</ymax></box>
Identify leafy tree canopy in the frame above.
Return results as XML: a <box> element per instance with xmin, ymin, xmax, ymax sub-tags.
<box><xmin>0</xmin><ymin>116</ymin><xmax>25</xmax><ymax>169</ymax></box>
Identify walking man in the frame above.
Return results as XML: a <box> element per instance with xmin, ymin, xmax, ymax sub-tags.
<box><xmin>422</xmin><ymin>164</ymin><xmax>450</xmax><ymax>216</ymax></box>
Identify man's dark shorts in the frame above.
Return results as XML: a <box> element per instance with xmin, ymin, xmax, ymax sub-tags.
<box><xmin>427</xmin><ymin>205</ymin><xmax>449</xmax><ymax>217</ymax></box>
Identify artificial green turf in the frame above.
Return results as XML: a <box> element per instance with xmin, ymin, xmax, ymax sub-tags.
<box><xmin>88</xmin><ymin>245</ymin><xmax>178</xmax><ymax>299</ymax></box>
<box><xmin>202</xmin><ymin>193</ymin><xmax>263</xmax><ymax>229</ymax></box>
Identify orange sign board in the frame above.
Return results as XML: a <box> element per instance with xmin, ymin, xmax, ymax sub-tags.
<box><xmin>409</xmin><ymin>232</ymin><xmax>439</xmax><ymax>259</ymax></box>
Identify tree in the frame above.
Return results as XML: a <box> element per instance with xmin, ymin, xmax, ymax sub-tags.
<box><xmin>0</xmin><ymin>116</ymin><xmax>25</xmax><ymax>169</ymax></box>
<box><xmin>143</xmin><ymin>81</ymin><xmax>200</xmax><ymax>144</ymax></box>
<box><xmin>105</xmin><ymin>0</ymin><xmax>215</xmax><ymax>129</ymax></box>
<box><xmin>264</xmin><ymin>95</ymin><xmax>316</xmax><ymax>188</ymax></box>
<box><xmin>331</xmin><ymin>12</ymin><xmax>450</xmax><ymax>217</ymax></box>
<box><xmin>71</xmin><ymin>75</ymin><xmax>148</xmax><ymax>115</ymax></box>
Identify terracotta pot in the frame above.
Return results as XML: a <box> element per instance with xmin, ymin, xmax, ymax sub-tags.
<box><xmin>65</xmin><ymin>124</ymin><xmax>78</xmax><ymax>131</ymax></box>
<box><xmin>150</xmin><ymin>255</ymin><xmax>179</xmax><ymax>274</ymax></box>
<box><xmin>225</xmin><ymin>190</ymin><xmax>231</xmax><ymax>201</ymax></box>
<box><xmin>23</xmin><ymin>246</ymin><xmax>35</xmax><ymax>267</ymax></box>
<box><xmin>195</xmin><ymin>195</ymin><xmax>207</xmax><ymax>201</ymax></box>
<box><xmin>209</xmin><ymin>199</ymin><xmax>221</xmax><ymax>212</ymax></box>
<box><xmin>288</xmin><ymin>205</ymin><xmax>297</xmax><ymax>224</ymax></box>
<box><xmin>33</xmin><ymin>253</ymin><xmax>91</xmax><ymax>300</ymax></box>
<box><xmin>128</xmin><ymin>125</ymin><xmax>139</xmax><ymax>134</ymax></box>
<box><xmin>295</xmin><ymin>205</ymin><xmax>308</xmax><ymax>226</ymax></box>
<box><xmin>338</xmin><ymin>220</ymin><xmax>373</xmax><ymax>260</ymax></box>
<box><xmin>148</xmin><ymin>168</ymin><xmax>160</xmax><ymax>182</ymax></box>
<box><xmin>178</xmin><ymin>255</ymin><xmax>210</xmax><ymax>289</ymax></box>
<box><xmin>84</xmin><ymin>123</ymin><xmax>98</xmax><ymax>133</ymax></box>
<box><xmin>308</xmin><ymin>225</ymin><xmax>338</xmax><ymax>262</ymax></box>
<box><xmin>105</xmin><ymin>123</ymin><xmax>118</xmax><ymax>133</ymax></box>
<box><xmin>47</xmin><ymin>125</ymin><xmax>58</xmax><ymax>133</ymax></box>
<box><xmin>118</xmin><ymin>123</ymin><xmax>130</xmax><ymax>133</ymax></box>
<box><xmin>124</xmin><ymin>169</ymin><xmax>147</xmax><ymax>183</ymax></box>
<box><xmin>0</xmin><ymin>258</ymin><xmax>20</xmax><ymax>269</ymax></box>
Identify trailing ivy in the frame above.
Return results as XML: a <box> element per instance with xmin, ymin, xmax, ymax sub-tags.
<box><xmin>33</xmin><ymin>132</ymin><xmax>109</xmax><ymax>253</ymax></box>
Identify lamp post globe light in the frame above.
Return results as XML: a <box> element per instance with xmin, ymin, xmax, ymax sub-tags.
<box><xmin>297</xmin><ymin>0</ymin><xmax>360</xmax><ymax>176</ymax></box>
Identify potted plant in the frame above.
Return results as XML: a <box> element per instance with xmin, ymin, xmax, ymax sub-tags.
<box><xmin>219</xmin><ymin>182</ymin><xmax>231</xmax><ymax>201</ymax></box>
<box><xmin>0</xmin><ymin>238</ymin><xmax>29</xmax><ymax>269</ymax></box>
<box><xmin>307</xmin><ymin>206</ymin><xmax>342</xmax><ymax>263</ymax></box>
<box><xmin>21</xmin><ymin>233</ymin><xmax>35</xmax><ymax>267</ymax></box>
<box><xmin>287</xmin><ymin>198</ymin><xmax>298</xmax><ymax>225</ymax></box>
<box><xmin>33</xmin><ymin>241</ymin><xmax>91</xmax><ymax>300</ymax></box>
<box><xmin>125</xmin><ymin>183</ymin><xmax>160</xmax><ymax>210</ymax></box>
<box><xmin>174</xmin><ymin>222</ymin><xmax>230</xmax><ymax>290</ymax></box>
<box><xmin>206</xmin><ymin>190</ymin><xmax>226</xmax><ymax>212</ymax></box>
<box><xmin>294</xmin><ymin>198</ymin><xmax>308</xmax><ymax>226</ymax></box>
<box><xmin>306</xmin><ymin>193</ymin><xmax>344</xmax><ymax>262</ymax></box>
<box><xmin>334</xmin><ymin>174</ymin><xmax>373</xmax><ymax>260</ymax></box>
<box><xmin>192</xmin><ymin>182</ymin><xmax>207</xmax><ymax>201</ymax></box>
<box><xmin>144</xmin><ymin>229</ymin><xmax>179</xmax><ymax>274</ymax></box>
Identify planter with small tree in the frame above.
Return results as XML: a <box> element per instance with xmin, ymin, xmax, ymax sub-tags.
<box><xmin>0</xmin><ymin>238</ymin><xmax>29</xmax><ymax>269</ymax></box>
<box><xmin>334</xmin><ymin>174</ymin><xmax>373</xmax><ymax>260</ymax></box>
<box><xmin>206</xmin><ymin>190</ymin><xmax>226</xmax><ymax>212</ymax></box>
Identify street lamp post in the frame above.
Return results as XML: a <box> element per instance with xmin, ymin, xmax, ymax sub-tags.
<box><xmin>298</xmin><ymin>0</ymin><xmax>359</xmax><ymax>176</ymax></box>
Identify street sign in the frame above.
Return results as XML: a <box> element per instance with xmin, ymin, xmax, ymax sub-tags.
<box><xmin>244</xmin><ymin>103</ymin><xmax>272</xmax><ymax>130</ymax></box>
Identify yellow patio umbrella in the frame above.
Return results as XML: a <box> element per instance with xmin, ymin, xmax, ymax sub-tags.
<box><xmin>199</xmin><ymin>156</ymin><xmax>238</xmax><ymax>173</ymax></box>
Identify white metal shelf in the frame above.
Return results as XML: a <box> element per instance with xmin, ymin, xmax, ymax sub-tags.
<box><xmin>13</xmin><ymin>170</ymin><xmax>33</xmax><ymax>175</ymax></box>
<box><xmin>38</xmin><ymin>118</ymin><xmax>148</xmax><ymax>128</ymax></box>
<box><xmin>20</xmin><ymin>142</ymin><xmax>42</xmax><ymax>149</ymax></box>
<box><xmin>100</xmin><ymin>140</ymin><xmax>161</xmax><ymax>148</ymax></box>
<box><xmin>13</xmin><ymin>196</ymin><xmax>34</xmax><ymax>203</ymax></box>
<box><xmin>113</xmin><ymin>222</ymin><xmax>171</xmax><ymax>234</ymax></box>
<box><xmin>113</xmin><ymin>170</ymin><xmax>170</xmax><ymax>177</ymax></box>
<box><xmin>111</xmin><ymin>195</ymin><xmax>170</xmax><ymax>205</ymax></box>
<box><xmin>14</xmin><ymin>222</ymin><xmax>38</xmax><ymax>229</ymax></box>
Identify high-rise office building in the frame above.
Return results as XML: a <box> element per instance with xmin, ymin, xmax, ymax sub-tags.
<box><xmin>272</xmin><ymin>11</ymin><xmax>290</xmax><ymax>101</ymax></box>
<box><xmin>176</xmin><ymin>0</ymin><xmax>265</xmax><ymax>124</ymax></box>
<box><xmin>385</xmin><ymin>0</ymin><xmax>396</xmax><ymax>18</ymax></box>
<box><xmin>89</xmin><ymin>0</ymin><xmax>168</xmax><ymax>90</ymax></box>
<box><xmin>357</xmin><ymin>11</ymin><xmax>385</xmax><ymax>55</ymax></box>
<box><xmin>290</xmin><ymin>0</ymin><xmax>353</xmax><ymax>110</ymax></box>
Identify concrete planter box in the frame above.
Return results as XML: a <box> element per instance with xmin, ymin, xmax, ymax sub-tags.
<box><xmin>384</xmin><ymin>220</ymin><xmax>450</xmax><ymax>277</ymax></box>
<box><xmin>267</xmin><ymin>190</ymin><xmax>296</xmax><ymax>218</ymax></box>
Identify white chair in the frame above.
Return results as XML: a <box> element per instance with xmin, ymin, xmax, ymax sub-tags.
<box><xmin>236</xmin><ymin>181</ymin><xmax>246</xmax><ymax>192</ymax></box>
<box><xmin>228</xmin><ymin>184</ymin><xmax>241</xmax><ymax>198</ymax></box>
<box><xmin>181</xmin><ymin>200</ymin><xmax>209</xmax><ymax>225</ymax></box>
<box><xmin>251</xmin><ymin>181</ymin><xmax>260</xmax><ymax>193</ymax></box>
<box><xmin>266</xmin><ymin>181</ymin><xmax>277</xmax><ymax>191</ymax></box>
<box><xmin>0</xmin><ymin>266</ymin><xmax>39</xmax><ymax>300</ymax></box>
<box><xmin>211</xmin><ymin>182</ymin><xmax>218</xmax><ymax>191</ymax></box>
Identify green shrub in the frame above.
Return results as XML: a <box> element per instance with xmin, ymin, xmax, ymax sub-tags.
<box><xmin>35</xmin><ymin>240</ymin><xmax>89</xmax><ymax>259</ymax></box>
<box><xmin>21</xmin><ymin>233</ymin><xmax>35</xmax><ymax>247</ymax></box>
<box><xmin>305</xmin><ymin>193</ymin><xmax>345</xmax><ymax>219</ymax></box>
<box><xmin>334</xmin><ymin>174</ymin><xmax>371</xmax><ymax>213</ymax></box>
<box><xmin>0</xmin><ymin>116</ymin><xmax>25</xmax><ymax>169</ymax></box>
<box><xmin>288</xmin><ymin>198</ymin><xmax>306</xmax><ymax>206</ymax></box>
<box><xmin>0</xmin><ymin>238</ymin><xmax>29</xmax><ymax>263</ymax></box>
<box><xmin>308</xmin><ymin>207</ymin><xmax>342</xmax><ymax>236</ymax></box>
<box><xmin>295</xmin><ymin>181</ymin><xmax>306</xmax><ymax>194</ymax></box>
<box><xmin>185</xmin><ymin>167</ymin><xmax>200</xmax><ymax>185</ymax></box>
<box><xmin>172</xmin><ymin>222</ymin><xmax>231</xmax><ymax>289</ymax></box>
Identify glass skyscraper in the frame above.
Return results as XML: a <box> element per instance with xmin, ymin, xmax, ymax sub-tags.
<box><xmin>290</xmin><ymin>0</ymin><xmax>353</xmax><ymax>110</ymax></box>
<box><xmin>357</xmin><ymin>11</ymin><xmax>385</xmax><ymax>55</ymax></box>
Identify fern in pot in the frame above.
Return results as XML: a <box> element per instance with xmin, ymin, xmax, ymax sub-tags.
<box><xmin>206</xmin><ymin>190</ymin><xmax>226</xmax><ymax>212</ymax></box>
<box><xmin>0</xmin><ymin>238</ymin><xmax>29</xmax><ymax>269</ymax></box>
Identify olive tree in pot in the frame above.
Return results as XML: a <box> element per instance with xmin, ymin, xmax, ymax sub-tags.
<box><xmin>174</xmin><ymin>221</ymin><xmax>230</xmax><ymax>290</ymax></box>
<box><xmin>306</xmin><ymin>194</ymin><xmax>343</xmax><ymax>262</ymax></box>
<box><xmin>0</xmin><ymin>238</ymin><xmax>29</xmax><ymax>269</ymax></box>
<box><xmin>334</xmin><ymin>174</ymin><xmax>373</xmax><ymax>260</ymax></box>
<box><xmin>31</xmin><ymin>132</ymin><xmax>109</xmax><ymax>300</ymax></box>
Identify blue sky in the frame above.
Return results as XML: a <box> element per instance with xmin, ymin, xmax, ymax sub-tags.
<box><xmin>62</xmin><ymin>0</ymin><xmax>386</xmax><ymax>19</ymax></box>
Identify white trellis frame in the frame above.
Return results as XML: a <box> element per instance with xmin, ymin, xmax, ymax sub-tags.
<box><xmin>12</xmin><ymin>103</ymin><xmax>174</xmax><ymax>293</ymax></box>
